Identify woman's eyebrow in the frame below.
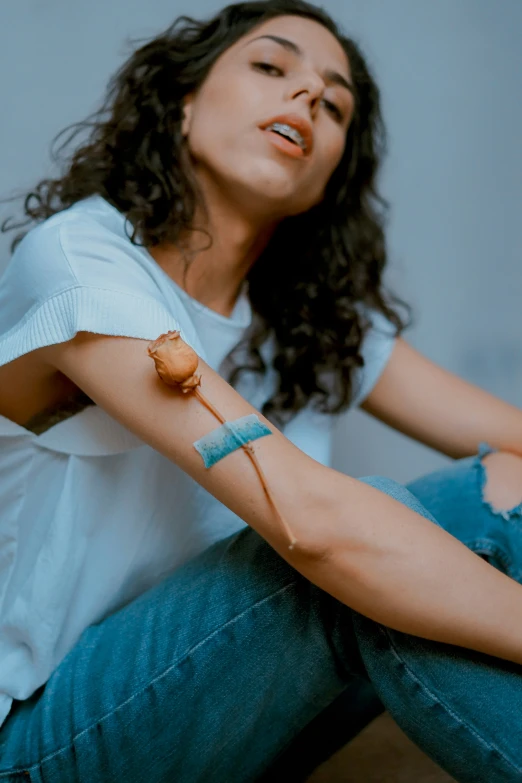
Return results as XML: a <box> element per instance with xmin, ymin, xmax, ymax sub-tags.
<box><xmin>245</xmin><ymin>34</ymin><xmax>355</xmax><ymax>96</ymax></box>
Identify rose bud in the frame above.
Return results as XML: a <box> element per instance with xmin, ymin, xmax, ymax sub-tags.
<box><xmin>147</xmin><ymin>330</ymin><xmax>201</xmax><ymax>392</ymax></box>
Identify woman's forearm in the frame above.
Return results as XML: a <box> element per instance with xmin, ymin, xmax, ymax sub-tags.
<box><xmin>289</xmin><ymin>467</ymin><xmax>522</xmax><ymax>666</ymax></box>
<box><xmin>51</xmin><ymin>335</ymin><xmax>522</xmax><ymax>665</ymax></box>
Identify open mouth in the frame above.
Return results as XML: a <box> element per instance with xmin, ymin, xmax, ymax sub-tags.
<box><xmin>265</xmin><ymin>122</ymin><xmax>307</xmax><ymax>152</ymax></box>
<box><xmin>259</xmin><ymin>115</ymin><xmax>313</xmax><ymax>159</ymax></box>
<box><xmin>262</xmin><ymin>124</ymin><xmax>307</xmax><ymax>159</ymax></box>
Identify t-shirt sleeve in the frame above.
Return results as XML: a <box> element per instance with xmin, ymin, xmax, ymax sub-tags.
<box><xmin>351</xmin><ymin>308</ymin><xmax>397</xmax><ymax>407</ymax></box>
<box><xmin>0</xmin><ymin>214</ymin><xmax>187</xmax><ymax>367</ymax></box>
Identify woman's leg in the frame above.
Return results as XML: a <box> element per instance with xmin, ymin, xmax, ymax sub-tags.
<box><xmin>263</xmin><ymin>446</ymin><xmax>522</xmax><ymax>782</ymax></box>
<box><xmin>1</xmin><ymin>457</ymin><xmax>522</xmax><ymax>782</ymax></box>
<box><xmin>256</xmin><ymin>677</ymin><xmax>385</xmax><ymax>782</ymax></box>
<box><xmin>0</xmin><ymin>517</ymin><xmax>378</xmax><ymax>783</ymax></box>
<box><xmin>352</xmin><ymin>449</ymin><xmax>522</xmax><ymax>783</ymax></box>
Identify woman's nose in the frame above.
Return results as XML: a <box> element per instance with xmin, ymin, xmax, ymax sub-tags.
<box><xmin>287</xmin><ymin>73</ymin><xmax>325</xmax><ymax>116</ymax></box>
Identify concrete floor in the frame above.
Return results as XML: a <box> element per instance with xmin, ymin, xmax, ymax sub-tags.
<box><xmin>306</xmin><ymin>712</ymin><xmax>457</xmax><ymax>783</ymax></box>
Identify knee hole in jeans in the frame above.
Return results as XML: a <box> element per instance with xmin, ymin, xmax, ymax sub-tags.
<box><xmin>480</xmin><ymin>451</ymin><xmax>522</xmax><ymax>517</ymax></box>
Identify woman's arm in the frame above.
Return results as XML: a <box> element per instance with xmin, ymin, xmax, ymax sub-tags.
<box><xmin>41</xmin><ymin>332</ymin><xmax>522</xmax><ymax>665</ymax></box>
<box><xmin>361</xmin><ymin>337</ymin><xmax>522</xmax><ymax>458</ymax></box>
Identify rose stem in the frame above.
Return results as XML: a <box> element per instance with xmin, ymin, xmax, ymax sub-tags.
<box><xmin>194</xmin><ymin>387</ymin><xmax>298</xmax><ymax>550</ymax></box>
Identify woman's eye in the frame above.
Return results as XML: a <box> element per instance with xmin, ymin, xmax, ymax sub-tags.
<box><xmin>322</xmin><ymin>99</ymin><xmax>343</xmax><ymax>121</ymax></box>
<box><xmin>252</xmin><ymin>61</ymin><xmax>284</xmax><ymax>77</ymax></box>
<box><xmin>252</xmin><ymin>61</ymin><xmax>343</xmax><ymax>120</ymax></box>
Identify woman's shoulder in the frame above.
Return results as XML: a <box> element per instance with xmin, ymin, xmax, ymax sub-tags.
<box><xmin>8</xmin><ymin>196</ymin><xmax>150</xmax><ymax>289</ymax></box>
<box><xmin>0</xmin><ymin>195</ymin><xmax>192</xmax><ymax>371</ymax></box>
<box><xmin>0</xmin><ymin>196</ymin><xmax>183</xmax><ymax>328</ymax></box>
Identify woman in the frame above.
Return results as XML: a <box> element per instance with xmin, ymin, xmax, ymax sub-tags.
<box><xmin>0</xmin><ymin>1</ymin><xmax>521</xmax><ymax>780</ymax></box>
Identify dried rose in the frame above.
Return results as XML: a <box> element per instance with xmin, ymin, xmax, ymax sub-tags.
<box><xmin>147</xmin><ymin>330</ymin><xmax>201</xmax><ymax>392</ymax></box>
<box><xmin>147</xmin><ymin>329</ymin><xmax>299</xmax><ymax>551</ymax></box>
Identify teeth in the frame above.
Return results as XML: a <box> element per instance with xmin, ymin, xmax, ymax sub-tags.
<box><xmin>266</xmin><ymin>122</ymin><xmax>306</xmax><ymax>151</ymax></box>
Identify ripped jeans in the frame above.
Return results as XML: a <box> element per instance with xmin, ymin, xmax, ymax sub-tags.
<box><xmin>263</xmin><ymin>443</ymin><xmax>522</xmax><ymax>781</ymax></box>
<box><xmin>407</xmin><ymin>443</ymin><xmax>522</xmax><ymax>573</ymax></box>
<box><xmin>1</xmin><ymin>446</ymin><xmax>522</xmax><ymax>783</ymax></box>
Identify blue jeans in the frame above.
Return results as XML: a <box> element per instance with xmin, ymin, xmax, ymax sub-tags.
<box><xmin>1</xmin><ymin>446</ymin><xmax>522</xmax><ymax>782</ymax></box>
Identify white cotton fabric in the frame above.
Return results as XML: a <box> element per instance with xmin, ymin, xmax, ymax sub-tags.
<box><xmin>0</xmin><ymin>195</ymin><xmax>397</xmax><ymax>726</ymax></box>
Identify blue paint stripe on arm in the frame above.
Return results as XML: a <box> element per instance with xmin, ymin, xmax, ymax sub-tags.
<box><xmin>193</xmin><ymin>414</ymin><xmax>273</xmax><ymax>468</ymax></box>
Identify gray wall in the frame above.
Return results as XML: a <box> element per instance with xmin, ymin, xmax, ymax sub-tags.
<box><xmin>1</xmin><ymin>0</ymin><xmax>521</xmax><ymax>482</ymax></box>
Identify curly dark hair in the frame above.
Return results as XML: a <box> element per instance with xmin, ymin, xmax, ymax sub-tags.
<box><xmin>2</xmin><ymin>0</ymin><xmax>411</xmax><ymax>426</ymax></box>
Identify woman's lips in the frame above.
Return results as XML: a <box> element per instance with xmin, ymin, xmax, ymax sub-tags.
<box><xmin>259</xmin><ymin>113</ymin><xmax>314</xmax><ymax>156</ymax></box>
<box><xmin>261</xmin><ymin>128</ymin><xmax>306</xmax><ymax>159</ymax></box>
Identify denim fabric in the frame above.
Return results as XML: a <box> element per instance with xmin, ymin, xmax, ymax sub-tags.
<box><xmin>1</xmin><ymin>451</ymin><xmax>522</xmax><ymax>782</ymax></box>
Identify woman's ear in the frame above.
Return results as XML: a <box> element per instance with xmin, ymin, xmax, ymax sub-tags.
<box><xmin>181</xmin><ymin>95</ymin><xmax>194</xmax><ymax>138</ymax></box>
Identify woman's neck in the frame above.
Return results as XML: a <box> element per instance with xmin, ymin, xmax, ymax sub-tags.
<box><xmin>149</xmin><ymin>191</ymin><xmax>279</xmax><ymax>318</ymax></box>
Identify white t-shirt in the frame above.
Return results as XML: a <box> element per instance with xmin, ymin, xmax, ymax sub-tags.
<box><xmin>0</xmin><ymin>195</ymin><xmax>396</xmax><ymax>727</ymax></box>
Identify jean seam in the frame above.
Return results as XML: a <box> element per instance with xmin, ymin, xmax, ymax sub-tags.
<box><xmin>377</xmin><ymin>624</ymin><xmax>522</xmax><ymax>774</ymax></box>
<box><xmin>13</xmin><ymin>579</ymin><xmax>300</xmax><ymax>773</ymax></box>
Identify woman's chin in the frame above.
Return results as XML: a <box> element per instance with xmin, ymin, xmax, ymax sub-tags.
<box><xmin>238</xmin><ymin>155</ymin><xmax>306</xmax><ymax>191</ymax></box>
<box><xmin>233</xmin><ymin>174</ymin><xmax>313</xmax><ymax>214</ymax></box>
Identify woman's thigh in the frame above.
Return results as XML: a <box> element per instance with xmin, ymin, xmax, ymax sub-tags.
<box><xmin>1</xmin><ymin>460</ymin><xmax>522</xmax><ymax>783</ymax></box>
<box><xmin>354</xmin><ymin>611</ymin><xmax>522</xmax><ymax>783</ymax></box>
<box><xmin>0</xmin><ymin>523</ymin><xmax>368</xmax><ymax>783</ymax></box>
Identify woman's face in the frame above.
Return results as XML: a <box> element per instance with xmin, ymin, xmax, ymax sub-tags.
<box><xmin>182</xmin><ymin>15</ymin><xmax>355</xmax><ymax>219</ymax></box>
